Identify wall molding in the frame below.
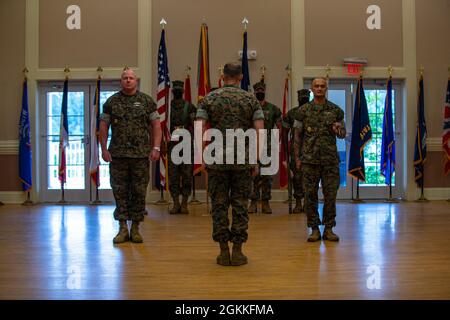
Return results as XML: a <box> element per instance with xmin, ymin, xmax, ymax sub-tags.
<box><xmin>0</xmin><ymin>192</ymin><xmax>26</xmax><ymax>204</ymax></box>
<box><xmin>427</xmin><ymin>137</ymin><xmax>443</xmax><ymax>152</ymax></box>
<box><xmin>0</xmin><ymin>140</ymin><xmax>19</xmax><ymax>155</ymax></box>
<box><xmin>423</xmin><ymin>188</ymin><xmax>450</xmax><ymax>201</ymax></box>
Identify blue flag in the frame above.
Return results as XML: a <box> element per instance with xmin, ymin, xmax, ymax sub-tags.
<box><xmin>19</xmin><ymin>78</ymin><xmax>32</xmax><ymax>191</ymax></box>
<box><xmin>414</xmin><ymin>75</ymin><xmax>427</xmax><ymax>187</ymax></box>
<box><xmin>380</xmin><ymin>77</ymin><xmax>395</xmax><ymax>185</ymax></box>
<box><xmin>241</xmin><ymin>31</ymin><xmax>251</xmax><ymax>91</ymax></box>
<box><xmin>348</xmin><ymin>77</ymin><xmax>372</xmax><ymax>181</ymax></box>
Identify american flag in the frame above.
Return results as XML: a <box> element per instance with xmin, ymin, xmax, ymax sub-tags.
<box><xmin>156</xmin><ymin>29</ymin><xmax>171</xmax><ymax>188</ymax></box>
<box><xmin>59</xmin><ymin>78</ymin><xmax>69</xmax><ymax>184</ymax></box>
<box><xmin>89</xmin><ymin>77</ymin><xmax>101</xmax><ymax>187</ymax></box>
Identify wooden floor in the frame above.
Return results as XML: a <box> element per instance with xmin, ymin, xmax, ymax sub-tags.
<box><xmin>0</xmin><ymin>200</ymin><xmax>450</xmax><ymax>300</ymax></box>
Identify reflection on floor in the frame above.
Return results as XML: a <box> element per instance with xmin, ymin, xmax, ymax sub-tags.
<box><xmin>0</xmin><ymin>201</ymin><xmax>449</xmax><ymax>299</ymax></box>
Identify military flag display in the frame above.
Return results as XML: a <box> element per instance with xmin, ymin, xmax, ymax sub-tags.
<box><xmin>442</xmin><ymin>78</ymin><xmax>450</xmax><ymax>176</ymax></box>
<box><xmin>380</xmin><ymin>76</ymin><xmax>395</xmax><ymax>185</ymax></box>
<box><xmin>348</xmin><ymin>76</ymin><xmax>372</xmax><ymax>181</ymax></box>
<box><xmin>414</xmin><ymin>74</ymin><xmax>427</xmax><ymax>188</ymax></box>
<box><xmin>19</xmin><ymin>75</ymin><xmax>32</xmax><ymax>192</ymax></box>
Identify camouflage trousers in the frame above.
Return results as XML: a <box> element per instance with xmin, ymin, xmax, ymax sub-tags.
<box><xmin>302</xmin><ymin>163</ymin><xmax>339</xmax><ymax>228</ymax></box>
<box><xmin>208</xmin><ymin>169</ymin><xmax>252</xmax><ymax>244</ymax></box>
<box><xmin>168</xmin><ymin>160</ymin><xmax>193</xmax><ymax>198</ymax></box>
<box><xmin>250</xmin><ymin>174</ymin><xmax>273</xmax><ymax>201</ymax></box>
<box><xmin>290</xmin><ymin>163</ymin><xmax>304</xmax><ymax>200</ymax></box>
<box><xmin>110</xmin><ymin>157</ymin><xmax>149</xmax><ymax>222</ymax></box>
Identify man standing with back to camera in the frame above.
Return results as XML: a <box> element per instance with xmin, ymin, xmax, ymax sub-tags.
<box><xmin>196</xmin><ymin>63</ymin><xmax>264</xmax><ymax>266</ymax></box>
<box><xmin>293</xmin><ymin>77</ymin><xmax>346</xmax><ymax>242</ymax></box>
<box><xmin>99</xmin><ymin>68</ymin><xmax>162</xmax><ymax>244</ymax></box>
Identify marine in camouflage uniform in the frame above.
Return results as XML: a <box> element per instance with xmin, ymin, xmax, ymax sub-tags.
<box><xmin>196</xmin><ymin>63</ymin><xmax>264</xmax><ymax>266</ymax></box>
<box><xmin>100</xmin><ymin>69</ymin><xmax>161</xmax><ymax>244</ymax></box>
<box><xmin>281</xmin><ymin>89</ymin><xmax>311</xmax><ymax>213</ymax></box>
<box><xmin>293</xmin><ymin>77</ymin><xmax>346</xmax><ymax>242</ymax></box>
<box><xmin>248</xmin><ymin>81</ymin><xmax>282</xmax><ymax>214</ymax></box>
<box><xmin>168</xmin><ymin>80</ymin><xmax>197</xmax><ymax>214</ymax></box>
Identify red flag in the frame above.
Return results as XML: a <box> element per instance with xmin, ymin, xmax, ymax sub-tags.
<box><xmin>279</xmin><ymin>75</ymin><xmax>290</xmax><ymax>189</ymax></box>
<box><xmin>197</xmin><ymin>23</ymin><xmax>210</xmax><ymax>101</ymax></box>
<box><xmin>184</xmin><ymin>74</ymin><xmax>192</xmax><ymax>103</ymax></box>
<box><xmin>194</xmin><ymin>23</ymin><xmax>211</xmax><ymax>176</ymax></box>
<box><xmin>443</xmin><ymin>79</ymin><xmax>450</xmax><ymax>175</ymax></box>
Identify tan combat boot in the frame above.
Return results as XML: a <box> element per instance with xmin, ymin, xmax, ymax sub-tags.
<box><xmin>293</xmin><ymin>198</ymin><xmax>303</xmax><ymax>214</ymax></box>
<box><xmin>322</xmin><ymin>227</ymin><xmax>340</xmax><ymax>242</ymax></box>
<box><xmin>216</xmin><ymin>242</ymin><xmax>231</xmax><ymax>266</ymax></box>
<box><xmin>307</xmin><ymin>227</ymin><xmax>321</xmax><ymax>242</ymax></box>
<box><xmin>261</xmin><ymin>200</ymin><xmax>272</xmax><ymax>214</ymax></box>
<box><xmin>180</xmin><ymin>196</ymin><xmax>189</xmax><ymax>214</ymax></box>
<box><xmin>231</xmin><ymin>243</ymin><xmax>248</xmax><ymax>266</ymax></box>
<box><xmin>248</xmin><ymin>200</ymin><xmax>257</xmax><ymax>213</ymax></box>
<box><xmin>169</xmin><ymin>196</ymin><xmax>181</xmax><ymax>214</ymax></box>
<box><xmin>113</xmin><ymin>220</ymin><xmax>129</xmax><ymax>244</ymax></box>
<box><xmin>130</xmin><ymin>221</ymin><xmax>143</xmax><ymax>243</ymax></box>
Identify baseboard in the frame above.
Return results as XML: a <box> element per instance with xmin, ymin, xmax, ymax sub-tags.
<box><xmin>0</xmin><ymin>192</ymin><xmax>26</xmax><ymax>204</ymax></box>
<box><xmin>423</xmin><ymin>188</ymin><xmax>450</xmax><ymax>201</ymax></box>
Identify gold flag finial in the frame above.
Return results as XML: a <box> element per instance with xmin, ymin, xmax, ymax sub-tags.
<box><xmin>64</xmin><ymin>67</ymin><xmax>70</xmax><ymax>80</ymax></box>
<box><xmin>325</xmin><ymin>64</ymin><xmax>331</xmax><ymax>79</ymax></box>
<box><xmin>260</xmin><ymin>65</ymin><xmax>266</xmax><ymax>75</ymax></box>
<box><xmin>97</xmin><ymin>66</ymin><xmax>103</xmax><ymax>79</ymax></box>
<box><xmin>388</xmin><ymin>65</ymin><xmax>393</xmax><ymax>77</ymax></box>
<box><xmin>23</xmin><ymin>67</ymin><xmax>29</xmax><ymax>80</ymax></box>
<box><xmin>185</xmin><ymin>65</ymin><xmax>191</xmax><ymax>75</ymax></box>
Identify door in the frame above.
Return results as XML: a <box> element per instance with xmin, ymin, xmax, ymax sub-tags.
<box><xmin>38</xmin><ymin>81</ymin><xmax>120</xmax><ymax>202</ymax></box>
<box><xmin>303</xmin><ymin>78</ymin><xmax>404</xmax><ymax>200</ymax></box>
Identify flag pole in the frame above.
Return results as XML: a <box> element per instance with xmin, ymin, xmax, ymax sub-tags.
<box><xmin>91</xmin><ymin>67</ymin><xmax>103</xmax><ymax>205</ymax></box>
<box><xmin>447</xmin><ymin>67</ymin><xmax>450</xmax><ymax>202</ymax></box>
<box><xmin>352</xmin><ymin>74</ymin><xmax>365</xmax><ymax>204</ymax></box>
<box><xmin>20</xmin><ymin>68</ymin><xmax>34</xmax><ymax>206</ymax></box>
<box><xmin>416</xmin><ymin>67</ymin><xmax>429</xmax><ymax>202</ymax></box>
<box><xmin>186</xmin><ymin>65</ymin><xmax>201</xmax><ymax>205</ymax></box>
<box><xmin>58</xmin><ymin>67</ymin><xmax>70</xmax><ymax>205</ymax></box>
<box><xmin>351</xmin><ymin>178</ymin><xmax>364</xmax><ymax>203</ymax></box>
<box><xmin>384</xmin><ymin>68</ymin><xmax>398</xmax><ymax>203</ymax></box>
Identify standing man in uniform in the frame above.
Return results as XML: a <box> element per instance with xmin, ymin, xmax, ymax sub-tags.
<box><xmin>196</xmin><ymin>63</ymin><xmax>264</xmax><ymax>266</ymax></box>
<box><xmin>168</xmin><ymin>80</ymin><xmax>197</xmax><ymax>214</ymax></box>
<box><xmin>293</xmin><ymin>77</ymin><xmax>346</xmax><ymax>242</ymax></box>
<box><xmin>100</xmin><ymin>68</ymin><xmax>162</xmax><ymax>244</ymax></box>
<box><xmin>282</xmin><ymin>89</ymin><xmax>311</xmax><ymax>213</ymax></box>
<box><xmin>248</xmin><ymin>81</ymin><xmax>282</xmax><ymax>214</ymax></box>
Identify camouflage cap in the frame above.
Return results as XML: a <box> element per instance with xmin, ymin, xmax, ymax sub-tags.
<box><xmin>297</xmin><ymin>89</ymin><xmax>311</xmax><ymax>98</ymax></box>
<box><xmin>172</xmin><ymin>80</ymin><xmax>184</xmax><ymax>90</ymax></box>
<box><xmin>253</xmin><ymin>81</ymin><xmax>266</xmax><ymax>91</ymax></box>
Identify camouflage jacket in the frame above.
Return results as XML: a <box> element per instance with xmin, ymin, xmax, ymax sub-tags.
<box><xmin>261</xmin><ymin>101</ymin><xmax>282</xmax><ymax>130</ymax></box>
<box><xmin>282</xmin><ymin>105</ymin><xmax>302</xmax><ymax>160</ymax></box>
<box><xmin>101</xmin><ymin>91</ymin><xmax>159</xmax><ymax>158</ymax></box>
<box><xmin>169</xmin><ymin>99</ymin><xmax>196</xmax><ymax>132</ymax></box>
<box><xmin>168</xmin><ymin>99</ymin><xmax>196</xmax><ymax>149</ymax></box>
<box><xmin>196</xmin><ymin>84</ymin><xmax>264</xmax><ymax>170</ymax></box>
<box><xmin>293</xmin><ymin>100</ymin><xmax>346</xmax><ymax>165</ymax></box>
